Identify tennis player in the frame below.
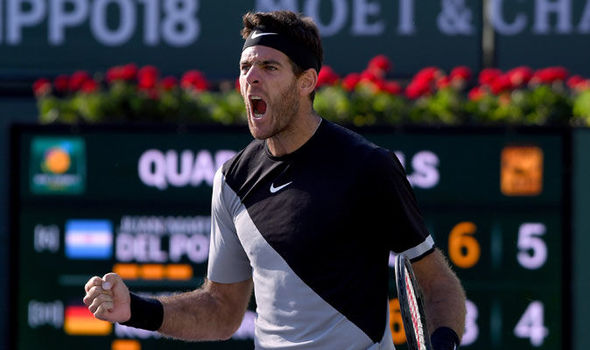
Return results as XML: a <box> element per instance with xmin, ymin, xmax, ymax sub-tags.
<box><xmin>84</xmin><ymin>10</ymin><xmax>466</xmax><ymax>350</ymax></box>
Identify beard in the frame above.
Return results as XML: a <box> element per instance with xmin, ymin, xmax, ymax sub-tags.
<box><xmin>247</xmin><ymin>77</ymin><xmax>300</xmax><ymax>141</ymax></box>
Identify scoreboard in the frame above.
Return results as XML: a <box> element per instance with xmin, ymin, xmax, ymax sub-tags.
<box><xmin>9</xmin><ymin>124</ymin><xmax>569</xmax><ymax>350</ymax></box>
<box><xmin>370</xmin><ymin>128</ymin><xmax>566</xmax><ymax>349</ymax></box>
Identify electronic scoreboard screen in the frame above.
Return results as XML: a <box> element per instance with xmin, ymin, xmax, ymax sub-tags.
<box><xmin>10</xmin><ymin>124</ymin><xmax>569</xmax><ymax>350</ymax></box>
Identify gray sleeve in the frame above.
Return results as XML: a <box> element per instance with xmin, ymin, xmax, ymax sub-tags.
<box><xmin>207</xmin><ymin>168</ymin><xmax>252</xmax><ymax>283</ymax></box>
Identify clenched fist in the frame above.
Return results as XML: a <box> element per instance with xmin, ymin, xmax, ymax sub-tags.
<box><xmin>83</xmin><ymin>273</ymin><xmax>131</xmax><ymax>323</ymax></box>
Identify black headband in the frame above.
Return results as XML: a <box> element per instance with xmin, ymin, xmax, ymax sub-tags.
<box><xmin>242</xmin><ymin>28</ymin><xmax>321</xmax><ymax>73</ymax></box>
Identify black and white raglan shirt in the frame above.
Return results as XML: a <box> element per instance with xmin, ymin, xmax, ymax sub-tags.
<box><xmin>207</xmin><ymin>120</ymin><xmax>435</xmax><ymax>350</ymax></box>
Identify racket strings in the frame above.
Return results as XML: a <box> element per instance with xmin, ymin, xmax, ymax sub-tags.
<box><xmin>405</xmin><ymin>267</ymin><xmax>427</xmax><ymax>350</ymax></box>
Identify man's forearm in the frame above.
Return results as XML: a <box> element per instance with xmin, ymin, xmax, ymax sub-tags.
<box><xmin>413</xmin><ymin>249</ymin><xmax>466</xmax><ymax>339</ymax></box>
<box><xmin>157</xmin><ymin>278</ymin><xmax>253</xmax><ymax>341</ymax></box>
<box><xmin>158</xmin><ymin>289</ymin><xmax>231</xmax><ymax>340</ymax></box>
<box><xmin>423</xmin><ymin>269</ymin><xmax>466</xmax><ymax>338</ymax></box>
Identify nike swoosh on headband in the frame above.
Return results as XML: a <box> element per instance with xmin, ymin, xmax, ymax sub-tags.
<box><xmin>251</xmin><ymin>31</ymin><xmax>279</xmax><ymax>39</ymax></box>
<box><xmin>243</xmin><ymin>29</ymin><xmax>321</xmax><ymax>72</ymax></box>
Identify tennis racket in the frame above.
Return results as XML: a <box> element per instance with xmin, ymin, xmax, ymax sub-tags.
<box><xmin>394</xmin><ymin>254</ymin><xmax>432</xmax><ymax>350</ymax></box>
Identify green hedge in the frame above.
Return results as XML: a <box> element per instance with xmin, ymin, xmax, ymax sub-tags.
<box><xmin>32</xmin><ymin>58</ymin><xmax>590</xmax><ymax>126</ymax></box>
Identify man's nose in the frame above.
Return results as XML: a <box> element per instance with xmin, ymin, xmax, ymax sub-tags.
<box><xmin>245</xmin><ymin>66</ymin><xmax>260</xmax><ymax>85</ymax></box>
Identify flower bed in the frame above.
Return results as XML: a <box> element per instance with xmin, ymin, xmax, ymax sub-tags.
<box><xmin>33</xmin><ymin>56</ymin><xmax>590</xmax><ymax>126</ymax></box>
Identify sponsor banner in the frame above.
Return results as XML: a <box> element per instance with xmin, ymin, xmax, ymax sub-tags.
<box><xmin>0</xmin><ymin>0</ymin><xmax>482</xmax><ymax>78</ymax></box>
<box><xmin>493</xmin><ymin>0</ymin><xmax>590</xmax><ymax>75</ymax></box>
<box><xmin>2</xmin><ymin>1</ymin><xmax>590</xmax><ymax>77</ymax></box>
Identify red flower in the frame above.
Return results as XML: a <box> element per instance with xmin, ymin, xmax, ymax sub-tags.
<box><xmin>405</xmin><ymin>79</ymin><xmax>431</xmax><ymax>99</ymax></box>
<box><xmin>54</xmin><ymin>75</ymin><xmax>70</xmax><ymax>93</ymax></box>
<box><xmin>181</xmin><ymin>70</ymin><xmax>209</xmax><ymax>91</ymax></box>
<box><xmin>436</xmin><ymin>76</ymin><xmax>451</xmax><ymax>89</ymax></box>
<box><xmin>507</xmin><ymin>66</ymin><xmax>533</xmax><ymax>87</ymax></box>
<box><xmin>567</xmin><ymin>75</ymin><xmax>590</xmax><ymax>91</ymax></box>
<box><xmin>32</xmin><ymin>78</ymin><xmax>51</xmax><ymax>97</ymax></box>
<box><xmin>450</xmin><ymin>66</ymin><xmax>472</xmax><ymax>82</ymax></box>
<box><xmin>138</xmin><ymin>65</ymin><xmax>158</xmax><ymax>79</ymax></box>
<box><xmin>359</xmin><ymin>69</ymin><xmax>379</xmax><ymax>84</ymax></box>
<box><xmin>106</xmin><ymin>66</ymin><xmax>121</xmax><ymax>83</ymax></box>
<box><xmin>360</xmin><ymin>76</ymin><xmax>396</xmax><ymax>95</ymax></box>
<box><xmin>414</xmin><ymin>67</ymin><xmax>442</xmax><ymax>85</ymax></box>
<box><xmin>533</xmin><ymin>66</ymin><xmax>569</xmax><ymax>84</ymax></box>
<box><xmin>468</xmin><ymin>86</ymin><xmax>485</xmax><ymax>101</ymax></box>
<box><xmin>490</xmin><ymin>74</ymin><xmax>512</xmax><ymax>94</ymax></box>
<box><xmin>317</xmin><ymin>66</ymin><xmax>339</xmax><ymax>88</ymax></box>
<box><xmin>551</xmin><ymin>66</ymin><xmax>569</xmax><ymax>81</ymax></box>
<box><xmin>341</xmin><ymin>73</ymin><xmax>361</xmax><ymax>91</ymax></box>
<box><xmin>120</xmin><ymin>64</ymin><xmax>138</xmax><ymax>81</ymax></box>
<box><xmin>368</xmin><ymin>54</ymin><xmax>392</xmax><ymax>71</ymax></box>
<box><xmin>81</xmin><ymin>80</ymin><xmax>98</xmax><ymax>93</ymax></box>
<box><xmin>106</xmin><ymin>64</ymin><xmax>137</xmax><ymax>83</ymax></box>
<box><xmin>567</xmin><ymin>75</ymin><xmax>584</xmax><ymax>88</ymax></box>
<box><xmin>138</xmin><ymin>78</ymin><xmax>156</xmax><ymax>90</ymax></box>
<box><xmin>160</xmin><ymin>76</ymin><xmax>178</xmax><ymax>91</ymax></box>
<box><xmin>381</xmin><ymin>80</ymin><xmax>401</xmax><ymax>95</ymax></box>
<box><xmin>69</xmin><ymin>71</ymin><xmax>91</xmax><ymax>91</ymax></box>
<box><xmin>367</xmin><ymin>54</ymin><xmax>392</xmax><ymax>78</ymax></box>
<box><xmin>137</xmin><ymin>65</ymin><xmax>159</xmax><ymax>90</ymax></box>
<box><xmin>479</xmin><ymin>68</ymin><xmax>503</xmax><ymax>86</ymax></box>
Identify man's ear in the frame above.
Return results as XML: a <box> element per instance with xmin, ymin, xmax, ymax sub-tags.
<box><xmin>298</xmin><ymin>68</ymin><xmax>318</xmax><ymax>96</ymax></box>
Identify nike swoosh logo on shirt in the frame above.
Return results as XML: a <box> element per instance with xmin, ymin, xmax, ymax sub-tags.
<box><xmin>270</xmin><ymin>181</ymin><xmax>293</xmax><ymax>194</ymax></box>
<box><xmin>251</xmin><ymin>31</ymin><xmax>279</xmax><ymax>39</ymax></box>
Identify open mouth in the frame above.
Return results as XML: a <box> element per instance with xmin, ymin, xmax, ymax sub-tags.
<box><xmin>250</xmin><ymin>96</ymin><xmax>267</xmax><ymax>119</ymax></box>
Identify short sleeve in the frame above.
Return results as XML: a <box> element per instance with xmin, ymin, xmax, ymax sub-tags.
<box><xmin>367</xmin><ymin>148</ymin><xmax>435</xmax><ymax>260</ymax></box>
<box><xmin>207</xmin><ymin>169</ymin><xmax>253</xmax><ymax>283</ymax></box>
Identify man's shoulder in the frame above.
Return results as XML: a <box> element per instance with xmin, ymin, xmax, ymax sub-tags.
<box><xmin>322</xmin><ymin>120</ymin><xmax>392</xmax><ymax>163</ymax></box>
<box><xmin>322</xmin><ymin>122</ymin><xmax>407</xmax><ymax>183</ymax></box>
<box><xmin>322</xmin><ymin>120</ymin><xmax>379</xmax><ymax>152</ymax></box>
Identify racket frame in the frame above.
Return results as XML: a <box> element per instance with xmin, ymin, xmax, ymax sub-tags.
<box><xmin>394</xmin><ymin>254</ymin><xmax>433</xmax><ymax>350</ymax></box>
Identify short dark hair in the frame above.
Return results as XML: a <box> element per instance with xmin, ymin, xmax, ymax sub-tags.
<box><xmin>241</xmin><ymin>10</ymin><xmax>324</xmax><ymax>78</ymax></box>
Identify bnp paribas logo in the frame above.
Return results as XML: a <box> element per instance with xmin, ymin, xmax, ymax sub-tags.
<box><xmin>30</xmin><ymin>137</ymin><xmax>86</xmax><ymax>195</ymax></box>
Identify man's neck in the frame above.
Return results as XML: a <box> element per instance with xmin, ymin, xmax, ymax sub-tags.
<box><xmin>266</xmin><ymin>113</ymin><xmax>322</xmax><ymax>157</ymax></box>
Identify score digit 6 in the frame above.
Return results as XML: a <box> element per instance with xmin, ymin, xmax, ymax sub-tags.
<box><xmin>448</xmin><ymin>222</ymin><xmax>481</xmax><ymax>268</ymax></box>
<box><xmin>389</xmin><ymin>298</ymin><xmax>407</xmax><ymax>345</ymax></box>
